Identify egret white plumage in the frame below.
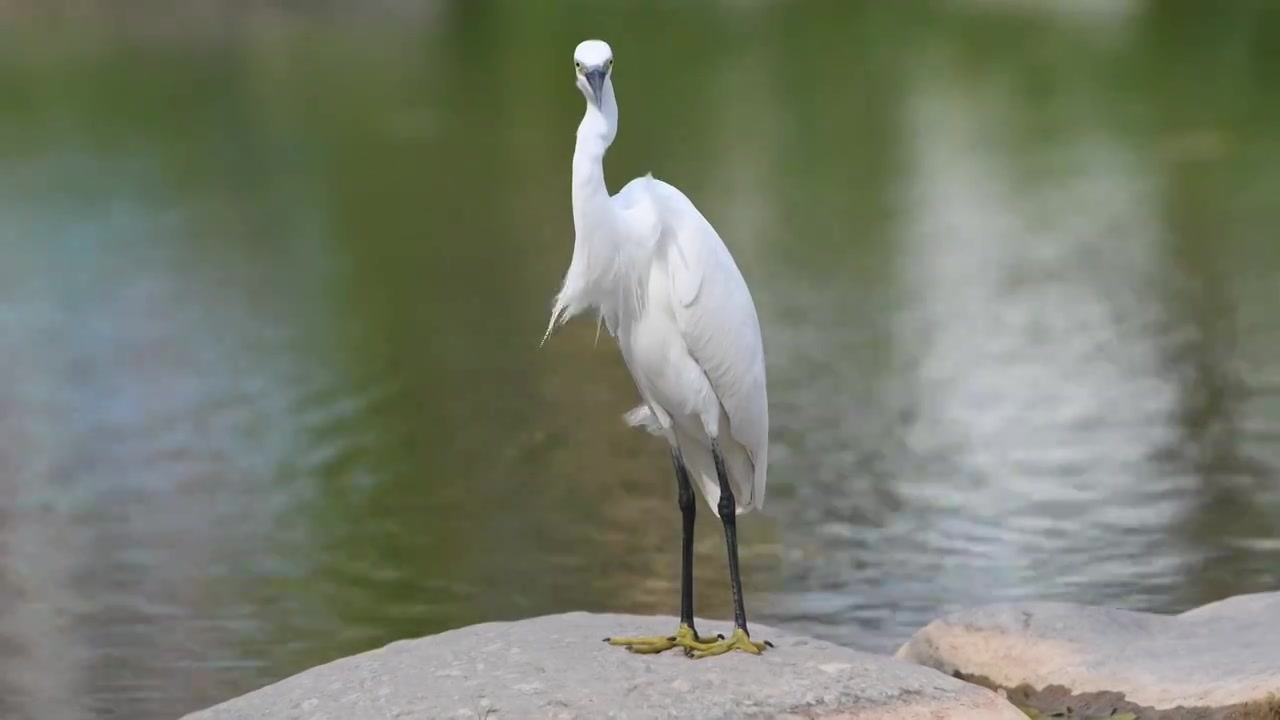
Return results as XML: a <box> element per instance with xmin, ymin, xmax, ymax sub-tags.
<box><xmin>541</xmin><ymin>39</ymin><xmax>771</xmax><ymax>658</ymax></box>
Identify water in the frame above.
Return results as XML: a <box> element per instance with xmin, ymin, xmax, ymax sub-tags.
<box><xmin>1</xmin><ymin>2</ymin><xmax>1278</xmax><ymax>718</ymax></box>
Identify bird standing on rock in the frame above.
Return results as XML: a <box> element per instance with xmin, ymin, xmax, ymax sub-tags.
<box><xmin>541</xmin><ymin>39</ymin><xmax>771</xmax><ymax>658</ymax></box>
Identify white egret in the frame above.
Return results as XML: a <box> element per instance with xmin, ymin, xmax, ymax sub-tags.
<box><xmin>541</xmin><ymin>39</ymin><xmax>770</xmax><ymax>658</ymax></box>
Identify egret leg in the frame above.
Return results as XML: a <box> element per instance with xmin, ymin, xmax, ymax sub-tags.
<box><xmin>690</xmin><ymin>441</ymin><xmax>771</xmax><ymax>659</ymax></box>
<box><xmin>675</xmin><ymin>450</ymin><xmax>699</xmax><ymax>630</ymax></box>
<box><xmin>605</xmin><ymin>451</ymin><xmax>720</xmax><ymax>655</ymax></box>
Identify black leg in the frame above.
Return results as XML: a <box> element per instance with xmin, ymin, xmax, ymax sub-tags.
<box><xmin>671</xmin><ymin>450</ymin><xmax>697</xmax><ymax>629</ymax></box>
<box><xmin>712</xmin><ymin>441</ymin><xmax>749</xmax><ymax>634</ymax></box>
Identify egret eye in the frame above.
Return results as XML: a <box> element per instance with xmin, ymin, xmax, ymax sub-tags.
<box><xmin>574</xmin><ymin>60</ymin><xmax>583</xmax><ymax>71</ymax></box>
<box><xmin>606</xmin><ymin>59</ymin><xmax>613</xmax><ymax>69</ymax></box>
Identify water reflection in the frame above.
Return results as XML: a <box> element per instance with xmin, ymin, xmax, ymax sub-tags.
<box><xmin>0</xmin><ymin>2</ymin><xmax>1277</xmax><ymax>719</ymax></box>
<box><xmin>763</xmin><ymin>1</ymin><xmax>1280</xmax><ymax>651</ymax></box>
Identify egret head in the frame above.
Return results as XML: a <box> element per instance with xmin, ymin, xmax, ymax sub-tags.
<box><xmin>573</xmin><ymin>39</ymin><xmax>614</xmax><ymax>109</ymax></box>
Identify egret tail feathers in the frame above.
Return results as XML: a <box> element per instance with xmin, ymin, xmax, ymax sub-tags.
<box><xmin>622</xmin><ymin>407</ymin><xmax>758</xmax><ymax>516</ymax></box>
<box><xmin>679</xmin><ymin>439</ymin><xmax>755</xmax><ymax>517</ymax></box>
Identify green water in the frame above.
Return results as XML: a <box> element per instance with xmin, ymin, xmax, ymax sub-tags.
<box><xmin>0</xmin><ymin>2</ymin><xmax>1278</xmax><ymax>718</ymax></box>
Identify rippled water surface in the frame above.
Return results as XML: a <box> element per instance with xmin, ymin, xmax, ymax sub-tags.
<box><xmin>1</xmin><ymin>2</ymin><xmax>1278</xmax><ymax>718</ymax></box>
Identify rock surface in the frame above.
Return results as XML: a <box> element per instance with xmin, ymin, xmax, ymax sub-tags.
<box><xmin>183</xmin><ymin>612</ymin><xmax>1023</xmax><ymax>720</ymax></box>
<box><xmin>896</xmin><ymin>591</ymin><xmax>1280</xmax><ymax>711</ymax></box>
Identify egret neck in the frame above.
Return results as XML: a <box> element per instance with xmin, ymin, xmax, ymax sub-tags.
<box><xmin>572</xmin><ymin>80</ymin><xmax>619</xmax><ymax>236</ymax></box>
<box><xmin>547</xmin><ymin>78</ymin><xmax>622</xmax><ymax>341</ymax></box>
<box><xmin>542</xmin><ymin>76</ymin><xmax>622</xmax><ymax>346</ymax></box>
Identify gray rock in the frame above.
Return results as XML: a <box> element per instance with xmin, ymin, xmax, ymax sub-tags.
<box><xmin>895</xmin><ymin>591</ymin><xmax>1280</xmax><ymax>711</ymax></box>
<box><xmin>183</xmin><ymin>612</ymin><xmax>1023</xmax><ymax>720</ymax></box>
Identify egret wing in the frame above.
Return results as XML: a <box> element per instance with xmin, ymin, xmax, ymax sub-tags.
<box><xmin>648</xmin><ymin>179</ymin><xmax>769</xmax><ymax>509</ymax></box>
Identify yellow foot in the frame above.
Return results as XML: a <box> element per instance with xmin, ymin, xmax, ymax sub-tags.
<box><xmin>691</xmin><ymin>627</ymin><xmax>772</xmax><ymax>658</ymax></box>
<box><xmin>604</xmin><ymin>624</ymin><xmax>722</xmax><ymax>656</ymax></box>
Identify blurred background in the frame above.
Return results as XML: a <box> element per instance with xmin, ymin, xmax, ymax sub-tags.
<box><xmin>1</xmin><ymin>0</ymin><xmax>1278</xmax><ymax>718</ymax></box>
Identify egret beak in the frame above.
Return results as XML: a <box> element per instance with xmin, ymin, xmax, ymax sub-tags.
<box><xmin>585</xmin><ymin>67</ymin><xmax>607</xmax><ymax>107</ymax></box>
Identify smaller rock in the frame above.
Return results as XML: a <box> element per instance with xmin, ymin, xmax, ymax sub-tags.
<box><xmin>183</xmin><ymin>612</ymin><xmax>1024</xmax><ymax>719</ymax></box>
<box><xmin>895</xmin><ymin>591</ymin><xmax>1280</xmax><ymax>712</ymax></box>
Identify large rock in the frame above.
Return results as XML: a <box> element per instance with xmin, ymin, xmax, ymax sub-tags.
<box><xmin>896</xmin><ymin>592</ymin><xmax>1280</xmax><ymax>714</ymax></box>
<box><xmin>183</xmin><ymin>612</ymin><xmax>1023</xmax><ymax>720</ymax></box>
